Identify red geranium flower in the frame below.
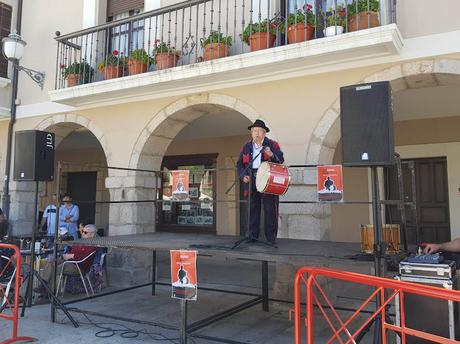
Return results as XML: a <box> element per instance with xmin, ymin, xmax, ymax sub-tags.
<box><xmin>60</xmin><ymin>64</ymin><xmax>65</xmax><ymax>69</ymax></box>
<box><xmin>113</xmin><ymin>50</ymin><xmax>119</xmax><ymax>56</ymax></box>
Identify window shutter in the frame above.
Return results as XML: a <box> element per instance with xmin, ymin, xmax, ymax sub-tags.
<box><xmin>107</xmin><ymin>0</ymin><xmax>144</xmax><ymax>17</ymax></box>
<box><xmin>0</xmin><ymin>3</ymin><xmax>12</xmax><ymax>79</ymax></box>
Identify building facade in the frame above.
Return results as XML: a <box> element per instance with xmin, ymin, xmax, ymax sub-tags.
<box><xmin>0</xmin><ymin>0</ymin><xmax>460</xmax><ymax>250</ymax></box>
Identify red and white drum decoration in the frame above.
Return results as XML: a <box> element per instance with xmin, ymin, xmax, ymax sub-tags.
<box><xmin>256</xmin><ymin>162</ymin><xmax>290</xmax><ymax>195</ymax></box>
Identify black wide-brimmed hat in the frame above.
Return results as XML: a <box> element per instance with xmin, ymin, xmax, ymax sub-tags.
<box><xmin>248</xmin><ymin>119</ymin><xmax>270</xmax><ymax>133</ymax></box>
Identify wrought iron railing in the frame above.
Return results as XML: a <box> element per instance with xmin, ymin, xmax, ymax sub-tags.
<box><xmin>54</xmin><ymin>0</ymin><xmax>395</xmax><ymax>89</ymax></box>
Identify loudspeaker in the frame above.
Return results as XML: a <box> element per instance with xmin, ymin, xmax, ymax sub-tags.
<box><xmin>13</xmin><ymin>130</ymin><xmax>55</xmax><ymax>181</ymax></box>
<box><xmin>340</xmin><ymin>81</ymin><xmax>395</xmax><ymax>166</ymax></box>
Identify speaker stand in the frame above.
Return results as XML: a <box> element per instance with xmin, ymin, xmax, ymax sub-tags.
<box><xmin>371</xmin><ymin>166</ymin><xmax>386</xmax><ymax>344</ymax></box>
<box><xmin>25</xmin><ymin>180</ymin><xmax>39</xmax><ymax>306</ymax></box>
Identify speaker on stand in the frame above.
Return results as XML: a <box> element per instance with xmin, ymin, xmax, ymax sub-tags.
<box><xmin>340</xmin><ymin>81</ymin><xmax>395</xmax><ymax>343</ymax></box>
<box><xmin>13</xmin><ymin>130</ymin><xmax>55</xmax><ymax>306</ymax></box>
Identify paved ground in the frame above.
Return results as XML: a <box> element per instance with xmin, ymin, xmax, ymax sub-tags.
<box><xmin>1</xmin><ymin>251</ymin><xmax>385</xmax><ymax>343</ymax></box>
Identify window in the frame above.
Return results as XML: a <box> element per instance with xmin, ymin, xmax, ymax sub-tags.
<box><xmin>0</xmin><ymin>3</ymin><xmax>12</xmax><ymax>79</ymax></box>
<box><xmin>107</xmin><ymin>1</ymin><xmax>144</xmax><ymax>55</ymax></box>
<box><xmin>159</xmin><ymin>154</ymin><xmax>217</xmax><ymax>233</ymax></box>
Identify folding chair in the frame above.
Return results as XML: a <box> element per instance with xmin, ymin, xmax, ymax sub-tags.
<box><xmin>56</xmin><ymin>251</ymin><xmax>96</xmax><ymax>297</ymax></box>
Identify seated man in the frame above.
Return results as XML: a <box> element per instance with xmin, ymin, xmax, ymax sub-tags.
<box><xmin>424</xmin><ymin>238</ymin><xmax>460</xmax><ymax>254</ymax></box>
<box><xmin>35</xmin><ymin>224</ymin><xmax>98</xmax><ymax>303</ymax></box>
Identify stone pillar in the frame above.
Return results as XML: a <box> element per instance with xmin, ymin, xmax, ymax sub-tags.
<box><xmin>8</xmin><ymin>181</ymin><xmax>41</xmax><ymax>237</ymax></box>
<box><xmin>104</xmin><ymin>172</ymin><xmax>159</xmax><ymax>287</ymax></box>
<box><xmin>105</xmin><ymin>172</ymin><xmax>159</xmax><ymax>235</ymax></box>
<box><xmin>279</xmin><ymin>168</ymin><xmax>331</xmax><ymax>240</ymax></box>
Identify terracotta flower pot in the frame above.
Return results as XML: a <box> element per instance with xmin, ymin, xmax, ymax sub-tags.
<box><xmin>249</xmin><ymin>32</ymin><xmax>276</xmax><ymax>52</ymax></box>
<box><xmin>203</xmin><ymin>43</ymin><xmax>229</xmax><ymax>61</ymax></box>
<box><xmin>287</xmin><ymin>23</ymin><xmax>315</xmax><ymax>44</ymax></box>
<box><xmin>155</xmin><ymin>53</ymin><xmax>178</xmax><ymax>70</ymax></box>
<box><xmin>101</xmin><ymin>65</ymin><xmax>123</xmax><ymax>80</ymax></box>
<box><xmin>127</xmin><ymin>59</ymin><xmax>149</xmax><ymax>75</ymax></box>
<box><xmin>66</xmin><ymin>74</ymin><xmax>80</xmax><ymax>87</ymax></box>
<box><xmin>347</xmin><ymin>11</ymin><xmax>379</xmax><ymax>32</ymax></box>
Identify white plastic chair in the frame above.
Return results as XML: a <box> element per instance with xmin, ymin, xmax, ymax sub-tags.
<box><xmin>56</xmin><ymin>251</ymin><xmax>96</xmax><ymax>297</ymax></box>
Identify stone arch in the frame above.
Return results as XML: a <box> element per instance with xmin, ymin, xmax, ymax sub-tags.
<box><xmin>35</xmin><ymin>113</ymin><xmax>111</xmax><ymax>165</ymax></box>
<box><xmin>306</xmin><ymin>58</ymin><xmax>460</xmax><ymax>165</ymax></box>
<box><xmin>129</xmin><ymin>93</ymin><xmax>264</xmax><ymax>171</ymax></box>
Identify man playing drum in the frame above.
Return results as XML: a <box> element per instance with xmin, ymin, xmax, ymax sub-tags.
<box><xmin>237</xmin><ymin>119</ymin><xmax>284</xmax><ymax>245</ymax></box>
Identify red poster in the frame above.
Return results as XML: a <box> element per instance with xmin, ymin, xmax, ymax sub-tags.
<box><xmin>170</xmin><ymin>250</ymin><xmax>197</xmax><ymax>300</ymax></box>
<box><xmin>317</xmin><ymin>165</ymin><xmax>344</xmax><ymax>202</ymax></box>
<box><xmin>171</xmin><ymin>170</ymin><xmax>190</xmax><ymax>201</ymax></box>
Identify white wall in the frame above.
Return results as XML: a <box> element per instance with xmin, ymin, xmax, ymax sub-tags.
<box><xmin>396</xmin><ymin>143</ymin><xmax>460</xmax><ymax>239</ymax></box>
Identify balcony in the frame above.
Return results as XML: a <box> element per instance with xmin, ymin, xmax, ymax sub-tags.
<box><xmin>49</xmin><ymin>0</ymin><xmax>402</xmax><ymax>107</ymax></box>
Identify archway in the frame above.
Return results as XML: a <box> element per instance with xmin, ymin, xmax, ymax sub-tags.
<box><xmin>307</xmin><ymin>58</ymin><xmax>460</xmax><ymax>242</ymax></box>
<box><xmin>8</xmin><ymin>115</ymin><xmax>110</xmax><ymax>236</ymax></box>
<box><xmin>106</xmin><ymin>93</ymin><xmax>263</xmax><ymax>236</ymax></box>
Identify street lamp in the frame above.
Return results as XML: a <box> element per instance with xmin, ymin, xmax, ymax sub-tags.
<box><xmin>1</xmin><ymin>31</ymin><xmax>46</xmax><ymax>232</ymax></box>
<box><xmin>2</xmin><ymin>32</ymin><xmax>45</xmax><ymax>89</ymax></box>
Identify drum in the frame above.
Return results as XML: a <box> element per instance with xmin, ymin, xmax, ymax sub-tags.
<box><xmin>384</xmin><ymin>224</ymin><xmax>401</xmax><ymax>254</ymax></box>
<box><xmin>360</xmin><ymin>225</ymin><xmax>374</xmax><ymax>254</ymax></box>
<box><xmin>255</xmin><ymin>162</ymin><xmax>290</xmax><ymax>195</ymax></box>
<box><xmin>361</xmin><ymin>224</ymin><xmax>401</xmax><ymax>254</ymax></box>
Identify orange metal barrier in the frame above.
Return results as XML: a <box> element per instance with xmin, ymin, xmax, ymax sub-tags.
<box><xmin>293</xmin><ymin>267</ymin><xmax>460</xmax><ymax>344</ymax></box>
<box><xmin>0</xmin><ymin>243</ymin><xmax>36</xmax><ymax>344</ymax></box>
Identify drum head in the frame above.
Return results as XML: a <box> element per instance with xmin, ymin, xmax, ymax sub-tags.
<box><xmin>256</xmin><ymin>162</ymin><xmax>270</xmax><ymax>192</ymax></box>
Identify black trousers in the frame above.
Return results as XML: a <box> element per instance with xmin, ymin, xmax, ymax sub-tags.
<box><xmin>249</xmin><ymin>189</ymin><xmax>279</xmax><ymax>243</ymax></box>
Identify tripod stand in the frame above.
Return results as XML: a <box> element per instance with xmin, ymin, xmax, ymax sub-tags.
<box><xmin>227</xmin><ymin>147</ymin><xmax>278</xmax><ymax>249</ymax></box>
<box><xmin>20</xmin><ymin>262</ymin><xmax>78</xmax><ymax>327</ymax></box>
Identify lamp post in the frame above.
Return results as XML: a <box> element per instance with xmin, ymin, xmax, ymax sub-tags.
<box><xmin>2</xmin><ymin>32</ymin><xmax>45</xmax><ymax>89</ymax></box>
<box><xmin>1</xmin><ymin>30</ymin><xmax>45</xmax><ymax>234</ymax></box>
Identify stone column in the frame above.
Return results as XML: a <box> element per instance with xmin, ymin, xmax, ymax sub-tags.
<box><xmin>279</xmin><ymin>168</ymin><xmax>331</xmax><ymax>240</ymax></box>
<box><xmin>8</xmin><ymin>181</ymin><xmax>41</xmax><ymax>237</ymax></box>
<box><xmin>104</xmin><ymin>172</ymin><xmax>159</xmax><ymax>287</ymax></box>
<box><xmin>105</xmin><ymin>172</ymin><xmax>159</xmax><ymax>235</ymax></box>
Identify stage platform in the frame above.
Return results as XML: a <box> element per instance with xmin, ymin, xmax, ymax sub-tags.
<box><xmin>71</xmin><ymin>232</ymin><xmax>368</xmax><ymax>266</ymax></box>
<box><xmin>62</xmin><ymin>233</ymin><xmax>376</xmax><ymax>343</ymax></box>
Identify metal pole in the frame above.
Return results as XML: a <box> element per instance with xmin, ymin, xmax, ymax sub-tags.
<box><xmin>180</xmin><ymin>299</ymin><xmax>188</xmax><ymax>344</ymax></box>
<box><xmin>152</xmin><ymin>250</ymin><xmax>156</xmax><ymax>296</ymax></box>
<box><xmin>261</xmin><ymin>260</ymin><xmax>269</xmax><ymax>312</ymax></box>
<box><xmin>371</xmin><ymin>166</ymin><xmax>384</xmax><ymax>278</ymax></box>
<box><xmin>25</xmin><ymin>180</ymin><xmax>39</xmax><ymax>306</ymax></box>
<box><xmin>51</xmin><ymin>161</ymin><xmax>62</xmax><ymax>322</ymax></box>
<box><xmin>1</xmin><ymin>0</ymin><xmax>22</xmax><ymax>231</ymax></box>
<box><xmin>371</xmin><ymin>166</ymin><xmax>385</xmax><ymax>344</ymax></box>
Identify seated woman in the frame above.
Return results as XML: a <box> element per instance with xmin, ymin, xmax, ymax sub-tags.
<box><xmin>34</xmin><ymin>224</ymin><xmax>98</xmax><ymax>303</ymax></box>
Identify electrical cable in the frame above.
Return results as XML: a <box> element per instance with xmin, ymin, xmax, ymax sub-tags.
<box><xmin>56</xmin><ymin>308</ymin><xmax>181</xmax><ymax>343</ymax></box>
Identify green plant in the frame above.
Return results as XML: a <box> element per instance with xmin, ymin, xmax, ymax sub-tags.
<box><xmin>241</xmin><ymin>19</ymin><xmax>277</xmax><ymax>45</ymax></box>
<box><xmin>97</xmin><ymin>50</ymin><xmax>126</xmax><ymax>70</ymax></box>
<box><xmin>325</xmin><ymin>6</ymin><xmax>346</xmax><ymax>27</ymax></box>
<box><xmin>279</xmin><ymin>4</ymin><xmax>320</xmax><ymax>32</ymax></box>
<box><xmin>347</xmin><ymin>0</ymin><xmax>379</xmax><ymax>18</ymax></box>
<box><xmin>129</xmin><ymin>49</ymin><xmax>153</xmax><ymax>64</ymax></box>
<box><xmin>200</xmin><ymin>31</ymin><xmax>232</xmax><ymax>47</ymax></box>
<box><xmin>62</xmin><ymin>60</ymin><xmax>94</xmax><ymax>83</ymax></box>
<box><xmin>152</xmin><ymin>42</ymin><xmax>180</xmax><ymax>56</ymax></box>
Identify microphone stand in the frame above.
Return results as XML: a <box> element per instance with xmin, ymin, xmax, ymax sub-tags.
<box><xmin>230</xmin><ymin>144</ymin><xmax>278</xmax><ymax>249</ymax></box>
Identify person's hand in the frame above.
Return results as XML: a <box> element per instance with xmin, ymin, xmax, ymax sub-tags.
<box><xmin>63</xmin><ymin>253</ymin><xmax>75</xmax><ymax>260</ymax></box>
<box><xmin>423</xmin><ymin>243</ymin><xmax>441</xmax><ymax>254</ymax></box>
<box><xmin>243</xmin><ymin>175</ymin><xmax>250</xmax><ymax>183</ymax></box>
<box><xmin>264</xmin><ymin>146</ymin><xmax>273</xmax><ymax>157</ymax></box>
